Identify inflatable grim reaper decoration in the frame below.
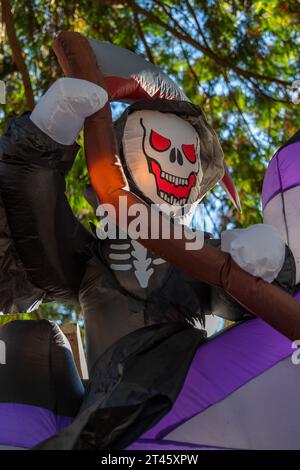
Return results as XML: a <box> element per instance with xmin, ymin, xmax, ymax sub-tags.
<box><xmin>0</xmin><ymin>32</ymin><xmax>300</xmax><ymax>450</ymax></box>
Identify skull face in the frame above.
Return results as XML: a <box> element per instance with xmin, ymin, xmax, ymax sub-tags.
<box><xmin>122</xmin><ymin>110</ymin><xmax>203</xmax><ymax>211</ymax></box>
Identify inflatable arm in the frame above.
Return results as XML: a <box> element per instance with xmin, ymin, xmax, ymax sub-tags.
<box><xmin>0</xmin><ymin>113</ymin><xmax>93</xmax><ymax>305</ymax></box>
<box><xmin>53</xmin><ymin>31</ymin><xmax>300</xmax><ymax>340</ymax></box>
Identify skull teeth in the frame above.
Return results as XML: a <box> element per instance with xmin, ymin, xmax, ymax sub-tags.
<box><xmin>161</xmin><ymin>171</ymin><xmax>189</xmax><ymax>186</ymax></box>
<box><xmin>159</xmin><ymin>191</ymin><xmax>187</xmax><ymax>206</ymax></box>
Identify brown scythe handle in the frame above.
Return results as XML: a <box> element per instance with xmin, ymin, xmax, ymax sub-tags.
<box><xmin>53</xmin><ymin>31</ymin><xmax>300</xmax><ymax>341</ymax></box>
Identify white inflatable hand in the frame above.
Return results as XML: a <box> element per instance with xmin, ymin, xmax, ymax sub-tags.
<box><xmin>221</xmin><ymin>223</ymin><xmax>286</xmax><ymax>282</ymax></box>
<box><xmin>30</xmin><ymin>77</ymin><xmax>108</xmax><ymax>145</ymax></box>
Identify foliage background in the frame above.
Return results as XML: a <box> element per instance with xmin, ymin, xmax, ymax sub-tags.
<box><xmin>0</xmin><ymin>0</ymin><xmax>300</xmax><ymax>322</ymax></box>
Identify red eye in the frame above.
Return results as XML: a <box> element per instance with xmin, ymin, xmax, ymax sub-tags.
<box><xmin>182</xmin><ymin>144</ymin><xmax>196</xmax><ymax>163</ymax></box>
<box><xmin>150</xmin><ymin>130</ymin><xmax>171</xmax><ymax>152</ymax></box>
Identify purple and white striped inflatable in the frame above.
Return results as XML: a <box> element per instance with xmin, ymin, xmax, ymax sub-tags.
<box><xmin>262</xmin><ymin>132</ymin><xmax>300</xmax><ymax>285</ymax></box>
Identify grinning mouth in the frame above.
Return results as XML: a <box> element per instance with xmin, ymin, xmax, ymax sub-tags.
<box><xmin>150</xmin><ymin>159</ymin><xmax>196</xmax><ymax>206</ymax></box>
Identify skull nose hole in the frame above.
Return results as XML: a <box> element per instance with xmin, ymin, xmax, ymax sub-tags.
<box><xmin>177</xmin><ymin>150</ymin><xmax>183</xmax><ymax>166</ymax></box>
<box><xmin>169</xmin><ymin>148</ymin><xmax>184</xmax><ymax>165</ymax></box>
<box><xmin>169</xmin><ymin>148</ymin><xmax>176</xmax><ymax>163</ymax></box>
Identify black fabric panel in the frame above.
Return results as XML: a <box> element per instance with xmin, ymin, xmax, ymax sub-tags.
<box><xmin>0</xmin><ymin>320</ymin><xmax>84</xmax><ymax>416</ymax></box>
<box><xmin>210</xmin><ymin>285</ymin><xmax>248</xmax><ymax>321</ymax></box>
<box><xmin>0</xmin><ymin>114</ymin><xmax>93</xmax><ymax>304</ymax></box>
<box><xmin>36</xmin><ymin>322</ymin><xmax>205</xmax><ymax>449</ymax></box>
<box><xmin>144</xmin><ymin>266</ymin><xmax>212</xmax><ymax>324</ymax></box>
<box><xmin>273</xmin><ymin>245</ymin><xmax>296</xmax><ymax>294</ymax></box>
<box><xmin>37</xmin><ymin>396</ymin><xmax>171</xmax><ymax>450</ymax></box>
<box><xmin>0</xmin><ymin>191</ymin><xmax>44</xmax><ymax>313</ymax></box>
<box><xmin>80</xmin><ymin>238</ymin><xmax>213</xmax><ymax>371</ymax></box>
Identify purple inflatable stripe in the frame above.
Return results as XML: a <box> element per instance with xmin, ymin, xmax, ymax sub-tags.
<box><xmin>127</xmin><ymin>318</ymin><xmax>292</xmax><ymax>450</ymax></box>
<box><xmin>0</xmin><ymin>403</ymin><xmax>73</xmax><ymax>449</ymax></box>
<box><xmin>127</xmin><ymin>438</ymin><xmax>230</xmax><ymax>450</ymax></box>
<box><xmin>262</xmin><ymin>141</ymin><xmax>300</xmax><ymax>209</ymax></box>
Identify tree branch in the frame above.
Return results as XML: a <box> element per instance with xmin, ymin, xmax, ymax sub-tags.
<box><xmin>127</xmin><ymin>0</ymin><xmax>290</xmax><ymax>87</ymax></box>
<box><xmin>184</xmin><ymin>0</ymin><xmax>210</xmax><ymax>49</ymax></box>
<box><xmin>180</xmin><ymin>42</ymin><xmax>210</xmax><ymax>106</ymax></box>
<box><xmin>243</xmin><ymin>75</ymin><xmax>289</xmax><ymax>104</ymax></box>
<box><xmin>222</xmin><ymin>71</ymin><xmax>261</xmax><ymax>151</ymax></box>
<box><xmin>1</xmin><ymin>0</ymin><xmax>35</xmax><ymax>109</ymax></box>
<box><xmin>132</xmin><ymin>9</ymin><xmax>155</xmax><ymax>63</ymax></box>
